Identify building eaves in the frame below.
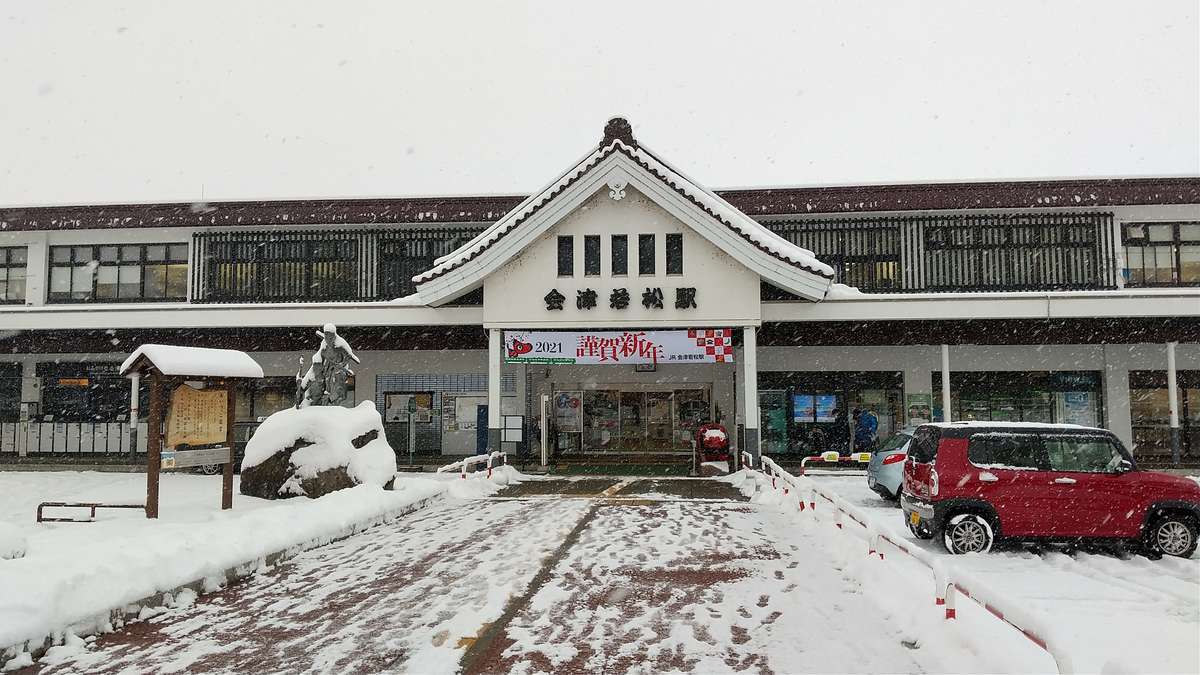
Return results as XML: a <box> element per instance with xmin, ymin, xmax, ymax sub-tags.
<box><xmin>2</xmin><ymin>179</ymin><xmax>1196</xmax><ymax>232</ymax></box>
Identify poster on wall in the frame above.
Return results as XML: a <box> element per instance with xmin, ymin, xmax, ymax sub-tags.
<box><xmin>442</xmin><ymin>396</ymin><xmax>458</xmax><ymax>431</ymax></box>
<box><xmin>905</xmin><ymin>393</ymin><xmax>932</xmax><ymax>425</ymax></box>
<box><xmin>792</xmin><ymin>394</ymin><xmax>815</xmax><ymax>423</ymax></box>
<box><xmin>554</xmin><ymin>391</ymin><xmax>583</xmax><ymax>432</ymax></box>
<box><xmin>814</xmin><ymin>394</ymin><xmax>838</xmax><ymax>423</ymax></box>
<box><xmin>384</xmin><ymin>393</ymin><xmax>434</xmax><ymax>423</ymax></box>
<box><xmin>1060</xmin><ymin>391</ymin><xmax>1096</xmax><ymax>426</ymax></box>
<box><xmin>504</xmin><ymin>330</ymin><xmax>734</xmax><ymax>365</ymax></box>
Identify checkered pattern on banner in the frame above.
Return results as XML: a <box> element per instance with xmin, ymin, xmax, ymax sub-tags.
<box><xmin>687</xmin><ymin>328</ymin><xmax>733</xmax><ymax>363</ymax></box>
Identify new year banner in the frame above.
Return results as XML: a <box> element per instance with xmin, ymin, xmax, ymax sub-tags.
<box><xmin>504</xmin><ymin>329</ymin><xmax>733</xmax><ymax>365</ymax></box>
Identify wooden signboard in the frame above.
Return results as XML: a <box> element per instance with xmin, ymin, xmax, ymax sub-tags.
<box><xmin>166</xmin><ymin>385</ymin><xmax>229</xmax><ymax>448</ymax></box>
<box><xmin>143</xmin><ymin>374</ymin><xmax>239</xmax><ymax>518</ymax></box>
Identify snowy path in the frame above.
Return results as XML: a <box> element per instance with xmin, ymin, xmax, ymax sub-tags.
<box><xmin>23</xmin><ymin>477</ymin><xmax>945</xmax><ymax>675</ymax></box>
<box><xmin>27</xmin><ymin>497</ymin><xmax>590</xmax><ymax>675</ymax></box>
<box><xmin>466</xmin><ymin>498</ymin><xmax>927</xmax><ymax>674</ymax></box>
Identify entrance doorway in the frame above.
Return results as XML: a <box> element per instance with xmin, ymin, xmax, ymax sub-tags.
<box><xmin>556</xmin><ymin>385</ymin><xmax>712</xmax><ymax>453</ymax></box>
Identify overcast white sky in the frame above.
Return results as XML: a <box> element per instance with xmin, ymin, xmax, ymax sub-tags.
<box><xmin>1</xmin><ymin>1</ymin><xmax>1197</xmax><ymax>207</ymax></box>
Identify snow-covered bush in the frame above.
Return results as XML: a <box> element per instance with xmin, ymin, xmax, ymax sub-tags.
<box><xmin>240</xmin><ymin>401</ymin><xmax>397</xmax><ymax>499</ymax></box>
<box><xmin>0</xmin><ymin>521</ymin><xmax>27</xmax><ymax>560</ymax></box>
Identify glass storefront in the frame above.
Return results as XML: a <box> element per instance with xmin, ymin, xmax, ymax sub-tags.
<box><xmin>932</xmin><ymin>371</ymin><xmax>1103</xmax><ymax>427</ymax></box>
<box><xmin>757</xmin><ymin>371</ymin><xmax>904</xmax><ymax>455</ymax></box>
<box><xmin>1130</xmin><ymin>370</ymin><xmax>1199</xmax><ymax>465</ymax></box>
<box><xmin>557</xmin><ymin>386</ymin><xmax>712</xmax><ymax>452</ymax></box>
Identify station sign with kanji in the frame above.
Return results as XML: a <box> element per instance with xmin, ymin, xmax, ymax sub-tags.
<box><xmin>504</xmin><ymin>329</ymin><xmax>734</xmax><ymax>365</ymax></box>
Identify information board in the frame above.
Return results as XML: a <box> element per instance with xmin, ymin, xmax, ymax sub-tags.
<box><xmin>165</xmin><ymin>385</ymin><xmax>229</xmax><ymax>449</ymax></box>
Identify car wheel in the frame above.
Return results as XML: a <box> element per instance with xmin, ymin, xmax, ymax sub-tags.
<box><xmin>941</xmin><ymin>513</ymin><xmax>994</xmax><ymax>555</ymax></box>
<box><xmin>907</xmin><ymin>519</ymin><xmax>934</xmax><ymax>540</ymax></box>
<box><xmin>1147</xmin><ymin>515</ymin><xmax>1198</xmax><ymax>558</ymax></box>
<box><xmin>197</xmin><ymin>464</ymin><xmax>221</xmax><ymax>476</ymax></box>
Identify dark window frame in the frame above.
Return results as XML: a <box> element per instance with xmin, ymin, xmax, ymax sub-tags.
<box><xmin>1122</xmin><ymin>221</ymin><xmax>1200</xmax><ymax>287</ymax></box>
<box><xmin>557</xmin><ymin>235</ymin><xmax>574</xmax><ymax>277</ymax></box>
<box><xmin>966</xmin><ymin>432</ymin><xmax>1048</xmax><ymax>470</ymax></box>
<box><xmin>638</xmin><ymin>233</ymin><xmax>655</xmax><ymax>276</ymax></box>
<box><xmin>611</xmin><ymin>235</ymin><xmax>628</xmax><ymax>276</ymax></box>
<box><xmin>0</xmin><ymin>246</ymin><xmax>28</xmax><ymax>304</ymax></box>
<box><xmin>47</xmin><ymin>243</ymin><xmax>188</xmax><ymax>304</ymax></box>
<box><xmin>583</xmin><ymin>235</ymin><xmax>601</xmax><ymax>276</ymax></box>
<box><xmin>666</xmin><ymin>233</ymin><xmax>683</xmax><ymax>275</ymax></box>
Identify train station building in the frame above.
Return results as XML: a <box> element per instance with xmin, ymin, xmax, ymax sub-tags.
<box><xmin>2</xmin><ymin>119</ymin><xmax>1198</xmax><ymax>467</ymax></box>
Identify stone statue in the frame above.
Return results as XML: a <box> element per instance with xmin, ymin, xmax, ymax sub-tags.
<box><xmin>295</xmin><ymin>323</ymin><xmax>360</xmax><ymax>408</ymax></box>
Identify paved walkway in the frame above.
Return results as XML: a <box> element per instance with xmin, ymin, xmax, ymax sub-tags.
<box><xmin>24</xmin><ymin>478</ymin><xmax>928</xmax><ymax>674</ymax></box>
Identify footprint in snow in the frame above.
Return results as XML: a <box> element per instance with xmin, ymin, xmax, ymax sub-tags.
<box><xmin>756</xmin><ymin>595</ymin><xmax>769</xmax><ymax>607</ymax></box>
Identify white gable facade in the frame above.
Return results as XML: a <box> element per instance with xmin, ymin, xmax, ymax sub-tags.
<box><xmin>412</xmin><ymin>118</ymin><xmax>835</xmax><ymax>461</ymax></box>
<box><xmin>481</xmin><ymin>186</ymin><xmax>762</xmax><ymax>328</ymax></box>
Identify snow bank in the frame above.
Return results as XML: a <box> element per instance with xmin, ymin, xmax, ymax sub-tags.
<box><xmin>242</xmin><ymin>401</ymin><xmax>396</xmax><ymax>492</ymax></box>
<box><xmin>0</xmin><ymin>480</ymin><xmax>446</xmax><ymax>655</ymax></box>
<box><xmin>0</xmin><ymin>466</ymin><xmax>526</xmax><ymax>657</ymax></box>
<box><xmin>0</xmin><ymin>522</ymin><xmax>25</xmax><ymax>560</ymax></box>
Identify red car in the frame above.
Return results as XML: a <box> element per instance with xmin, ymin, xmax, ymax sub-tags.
<box><xmin>901</xmin><ymin>422</ymin><xmax>1200</xmax><ymax>558</ymax></box>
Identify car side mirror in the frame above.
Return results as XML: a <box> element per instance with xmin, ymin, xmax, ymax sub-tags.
<box><xmin>1114</xmin><ymin>459</ymin><xmax>1133</xmax><ymax>474</ymax></box>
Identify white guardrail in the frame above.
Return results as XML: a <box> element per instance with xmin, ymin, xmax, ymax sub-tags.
<box><xmin>748</xmin><ymin>456</ymin><xmax>1074</xmax><ymax>675</ymax></box>
<box><xmin>436</xmin><ymin>451</ymin><xmax>507</xmax><ymax>479</ymax></box>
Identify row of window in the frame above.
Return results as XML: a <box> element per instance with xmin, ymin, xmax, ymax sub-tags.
<box><xmin>557</xmin><ymin>233</ymin><xmax>683</xmax><ymax>278</ymax></box>
<box><xmin>1122</xmin><ymin>222</ymin><xmax>1200</xmax><ymax>286</ymax></box>
<box><xmin>48</xmin><ymin>244</ymin><xmax>190</xmax><ymax>302</ymax></box>
<box><xmin>0</xmin><ymin>221</ymin><xmax>1194</xmax><ymax>305</ymax></box>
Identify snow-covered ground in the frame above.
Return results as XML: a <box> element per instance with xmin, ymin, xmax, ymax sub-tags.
<box><xmin>0</xmin><ymin>469</ymin><xmax>518</xmax><ymax>663</ymax></box>
<box><xmin>776</xmin><ymin>472</ymin><xmax>1200</xmax><ymax>674</ymax></box>
<box><xmin>6</xmin><ymin>470</ymin><xmax>1198</xmax><ymax>674</ymax></box>
<box><xmin>24</xmin><ymin>496</ymin><xmax>589</xmax><ymax>675</ymax></box>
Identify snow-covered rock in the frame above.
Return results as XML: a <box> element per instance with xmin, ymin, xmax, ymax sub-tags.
<box><xmin>240</xmin><ymin>401</ymin><xmax>397</xmax><ymax>499</ymax></box>
<box><xmin>0</xmin><ymin>522</ymin><xmax>27</xmax><ymax>560</ymax></box>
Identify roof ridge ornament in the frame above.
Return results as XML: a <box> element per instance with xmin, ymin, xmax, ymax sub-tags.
<box><xmin>601</xmin><ymin>117</ymin><xmax>636</xmax><ymax>148</ymax></box>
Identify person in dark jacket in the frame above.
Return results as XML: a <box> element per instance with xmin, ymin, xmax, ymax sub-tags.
<box><xmin>853</xmin><ymin>408</ymin><xmax>878</xmax><ymax>453</ymax></box>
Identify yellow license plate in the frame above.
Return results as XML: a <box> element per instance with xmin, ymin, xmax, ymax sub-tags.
<box><xmin>909</xmin><ymin>512</ymin><xmax>920</xmax><ymax>526</ymax></box>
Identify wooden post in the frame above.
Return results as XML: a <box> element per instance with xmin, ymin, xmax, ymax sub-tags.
<box><xmin>145</xmin><ymin>371</ymin><xmax>163</xmax><ymax>519</ymax></box>
<box><xmin>223</xmin><ymin>379</ymin><xmax>235</xmax><ymax>510</ymax></box>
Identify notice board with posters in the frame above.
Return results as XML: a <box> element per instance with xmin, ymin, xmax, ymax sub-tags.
<box><xmin>165</xmin><ymin>384</ymin><xmax>229</xmax><ymax>448</ymax></box>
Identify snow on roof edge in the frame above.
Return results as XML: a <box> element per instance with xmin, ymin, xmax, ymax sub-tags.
<box><xmin>120</xmin><ymin>344</ymin><xmax>264</xmax><ymax>379</ymax></box>
<box><xmin>413</xmin><ymin>136</ymin><xmax>836</xmax><ymax>286</ymax></box>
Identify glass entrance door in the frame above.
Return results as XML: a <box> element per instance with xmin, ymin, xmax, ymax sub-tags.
<box><xmin>645</xmin><ymin>392</ymin><xmax>673</xmax><ymax>450</ymax></box>
<box><xmin>577</xmin><ymin>386</ymin><xmax>710</xmax><ymax>451</ymax></box>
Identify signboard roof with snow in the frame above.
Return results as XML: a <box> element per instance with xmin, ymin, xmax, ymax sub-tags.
<box><xmin>119</xmin><ymin>344</ymin><xmax>265</xmax><ymax>379</ymax></box>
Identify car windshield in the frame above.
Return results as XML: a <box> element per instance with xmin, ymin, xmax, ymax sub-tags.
<box><xmin>876</xmin><ymin>432</ymin><xmax>911</xmax><ymax>453</ymax></box>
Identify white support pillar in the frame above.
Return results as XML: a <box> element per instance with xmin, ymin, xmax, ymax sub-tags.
<box><xmin>128</xmin><ymin>371</ymin><xmax>141</xmax><ymax>458</ymax></box>
<box><xmin>940</xmin><ymin>344</ymin><xmax>952</xmax><ymax>423</ymax></box>
<box><xmin>1102</xmin><ymin>344</ymin><xmax>1133</xmax><ymax>449</ymax></box>
<box><xmin>488</xmin><ymin>328</ymin><xmax>502</xmax><ymax>453</ymax></box>
<box><xmin>1167</xmin><ymin>341</ymin><xmax>1181</xmax><ymax>465</ymax></box>
<box><xmin>743</xmin><ymin>326</ymin><xmax>760</xmax><ymax>466</ymax></box>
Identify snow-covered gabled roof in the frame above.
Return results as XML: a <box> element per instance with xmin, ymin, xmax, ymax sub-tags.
<box><xmin>412</xmin><ymin>118</ymin><xmax>834</xmax><ymax>304</ymax></box>
<box><xmin>120</xmin><ymin>344</ymin><xmax>264</xmax><ymax>379</ymax></box>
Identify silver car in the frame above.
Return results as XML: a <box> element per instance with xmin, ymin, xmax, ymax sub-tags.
<box><xmin>866</xmin><ymin>427</ymin><xmax>914</xmax><ymax>501</ymax></box>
